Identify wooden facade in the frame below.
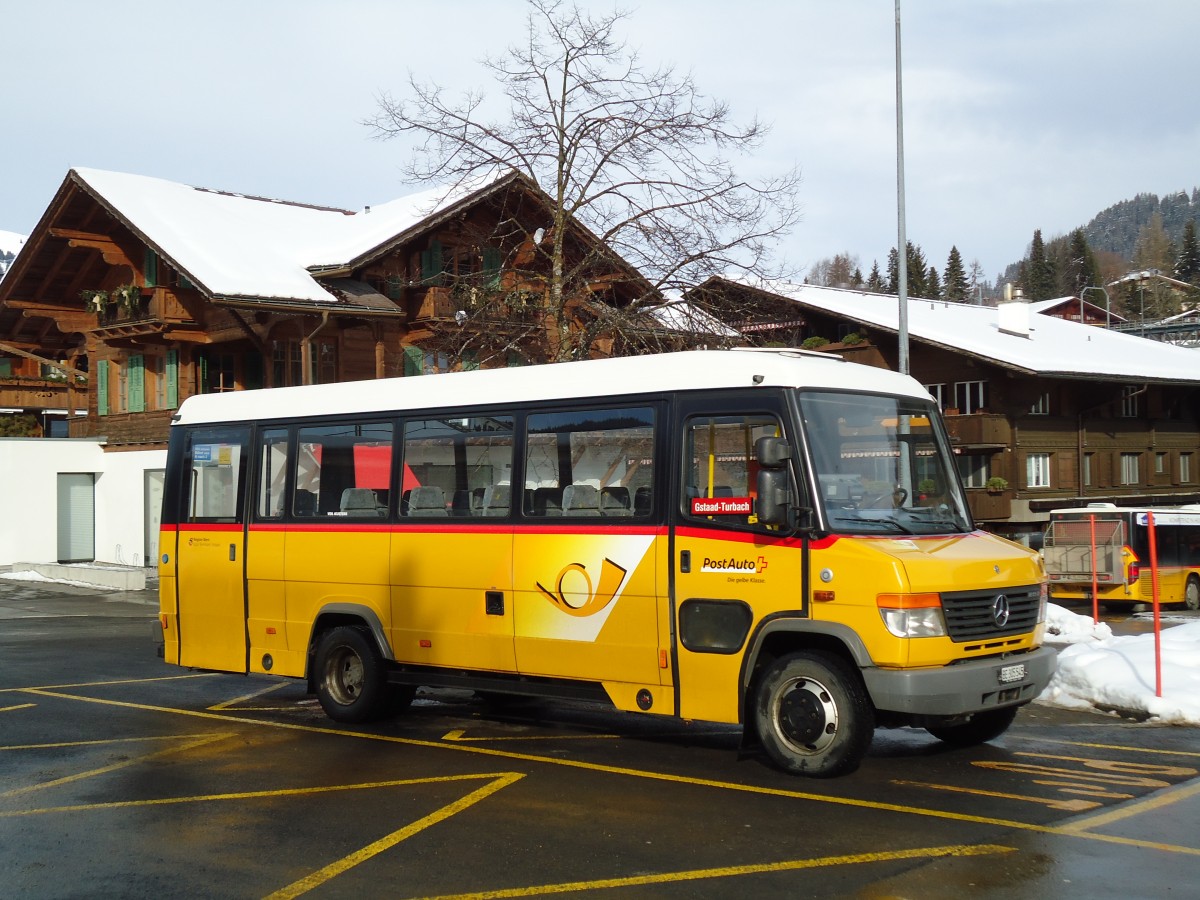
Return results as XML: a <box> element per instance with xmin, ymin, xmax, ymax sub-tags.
<box><xmin>0</xmin><ymin>170</ymin><xmax>650</xmax><ymax>449</ymax></box>
<box><xmin>692</xmin><ymin>278</ymin><xmax>1200</xmax><ymax>541</ymax></box>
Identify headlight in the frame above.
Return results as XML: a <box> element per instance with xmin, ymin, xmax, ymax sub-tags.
<box><xmin>1038</xmin><ymin>582</ymin><xmax>1048</xmax><ymax>624</ymax></box>
<box><xmin>876</xmin><ymin>593</ymin><xmax>946</xmax><ymax>638</ymax></box>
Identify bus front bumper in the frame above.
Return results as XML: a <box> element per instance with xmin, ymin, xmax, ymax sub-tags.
<box><xmin>862</xmin><ymin>645</ymin><xmax>1057</xmax><ymax>717</ymax></box>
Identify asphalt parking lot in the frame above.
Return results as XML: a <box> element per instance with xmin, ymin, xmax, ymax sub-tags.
<box><xmin>2</xmin><ymin>574</ymin><xmax>1199</xmax><ymax>899</ymax></box>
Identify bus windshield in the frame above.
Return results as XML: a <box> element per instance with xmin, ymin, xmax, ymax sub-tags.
<box><xmin>799</xmin><ymin>390</ymin><xmax>971</xmax><ymax>536</ymax></box>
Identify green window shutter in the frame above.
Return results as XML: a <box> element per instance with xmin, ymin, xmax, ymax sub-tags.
<box><xmin>166</xmin><ymin>349</ymin><xmax>179</xmax><ymax>408</ymax></box>
<box><xmin>386</xmin><ymin>275</ymin><xmax>403</xmax><ymax>300</ymax></box>
<box><xmin>97</xmin><ymin>361</ymin><xmax>109</xmax><ymax>416</ymax></box>
<box><xmin>127</xmin><ymin>354</ymin><xmax>145</xmax><ymax>413</ymax></box>
<box><xmin>199</xmin><ymin>354</ymin><xmax>209</xmax><ymax>394</ymax></box>
<box><xmin>179</xmin><ymin>273</ymin><xmax>193</xmax><ymax>290</ymax></box>
<box><xmin>506</xmin><ymin>352</ymin><xmax>525</xmax><ymax>368</ymax></box>
<box><xmin>482</xmin><ymin>247</ymin><xmax>502</xmax><ymax>289</ymax></box>
<box><xmin>421</xmin><ymin>240</ymin><xmax>444</xmax><ymax>285</ymax></box>
<box><xmin>143</xmin><ymin>248</ymin><xmax>158</xmax><ymax>287</ymax></box>
<box><xmin>461</xmin><ymin>351</ymin><xmax>479</xmax><ymax>372</ymax></box>
<box><xmin>403</xmin><ymin>345</ymin><xmax>424</xmax><ymax>377</ymax></box>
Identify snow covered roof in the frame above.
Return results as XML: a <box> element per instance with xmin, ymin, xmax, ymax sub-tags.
<box><xmin>722</xmin><ymin>276</ymin><xmax>1200</xmax><ymax>384</ymax></box>
<box><xmin>69</xmin><ymin>167</ymin><xmax>515</xmax><ymax>305</ymax></box>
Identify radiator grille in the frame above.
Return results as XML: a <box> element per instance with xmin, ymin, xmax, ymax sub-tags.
<box><xmin>940</xmin><ymin>585</ymin><xmax>1041</xmax><ymax>642</ymax></box>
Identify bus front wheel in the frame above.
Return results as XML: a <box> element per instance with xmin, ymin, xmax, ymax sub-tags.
<box><xmin>752</xmin><ymin>650</ymin><xmax>874</xmax><ymax>778</ymax></box>
<box><xmin>314</xmin><ymin>626</ymin><xmax>389</xmax><ymax>723</ymax></box>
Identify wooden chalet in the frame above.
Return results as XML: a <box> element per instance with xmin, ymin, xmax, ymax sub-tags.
<box><xmin>0</xmin><ymin>168</ymin><xmax>654</xmax><ymax>449</ymax></box>
<box><xmin>692</xmin><ymin>277</ymin><xmax>1200</xmax><ymax>543</ymax></box>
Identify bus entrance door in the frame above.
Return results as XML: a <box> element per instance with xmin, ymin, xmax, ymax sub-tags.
<box><xmin>175</xmin><ymin>426</ymin><xmax>250</xmax><ymax>673</ymax></box>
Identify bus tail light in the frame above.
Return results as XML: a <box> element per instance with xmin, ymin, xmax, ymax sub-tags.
<box><xmin>1128</xmin><ymin>562</ymin><xmax>1141</xmax><ymax>584</ymax></box>
<box><xmin>876</xmin><ymin>593</ymin><xmax>946</xmax><ymax>638</ymax></box>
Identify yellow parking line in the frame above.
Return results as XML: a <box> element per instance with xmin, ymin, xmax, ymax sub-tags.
<box><xmin>1</xmin><ymin>772</ymin><xmax>521</xmax><ymax>819</ymax></box>
<box><xmin>1026</xmin><ymin>736</ymin><xmax>1200</xmax><ymax>759</ymax></box>
<box><xmin>0</xmin><ymin>703</ymin><xmax>36</xmax><ymax>713</ymax></box>
<box><xmin>0</xmin><ymin>673</ymin><xmax>217</xmax><ymax>694</ymax></box>
<box><xmin>208</xmin><ymin>681</ymin><xmax>290</xmax><ymax>711</ymax></box>
<box><xmin>1061</xmin><ymin>777</ymin><xmax>1200</xmax><ymax>834</ymax></box>
<box><xmin>265</xmin><ymin>772</ymin><xmax>525</xmax><ymax>900</ymax></box>
<box><xmin>411</xmin><ymin>843</ymin><xmax>1015</xmax><ymax>900</ymax></box>
<box><xmin>442</xmin><ymin>729</ymin><xmax>620</xmax><ymax>742</ymax></box>
<box><xmin>0</xmin><ymin>732</ymin><xmax>233</xmax><ymax>800</ymax></box>
<box><xmin>1</xmin><ymin>732</ymin><xmax>229</xmax><ymax>752</ymax></box>
<box><xmin>19</xmin><ymin>686</ymin><xmax>1200</xmax><ymax>857</ymax></box>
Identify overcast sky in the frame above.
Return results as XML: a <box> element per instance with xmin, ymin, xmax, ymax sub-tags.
<box><xmin>2</xmin><ymin>1</ymin><xmax>1197</xmax><ymax>283</ymax></box>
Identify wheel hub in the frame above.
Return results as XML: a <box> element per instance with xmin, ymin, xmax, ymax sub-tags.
<box><xmin>776</xmin><ymin>677</ymin><xmax>838</xmax><ymax>754</ymax></box>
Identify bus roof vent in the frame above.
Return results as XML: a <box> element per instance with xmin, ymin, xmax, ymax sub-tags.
<box><xmin>1086</xmin><ymin>502</ymin><xmax>1118</xmax><ymax>508</ymax></box>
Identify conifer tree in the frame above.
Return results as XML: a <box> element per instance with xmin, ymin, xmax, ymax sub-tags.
<box><xmin>1175</xmin><ymin>219</ymin><xmax>1200</xmax><ymax>285</ymax></box>
<box><xmin>926</xmin><ymin>265</ymin><xmax>941</xmax><ymax>301</ymax></box>
<box><xmin>943</xmin><ymin>246</ymin><xmax>969</xmax><ymax>302</ymax></box>
<box><xmin>1060</xmin><ymin>228</ymin><xmax>1099</xmax><ymax>295</ymax></box>
<box><xmin>1024</xmin><ymin>230</ymin><xmax>1056</xmax><ymax>301</ymax></box>
<box><xmin>866</xmin><ymin>260</ymin><xmax>885</xmax><ymax>293</ymax></box>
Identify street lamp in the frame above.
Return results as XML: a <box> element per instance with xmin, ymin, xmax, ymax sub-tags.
<box><xmin>1079</xmin><ymin>285</ymin><xmax>1111</xmax><ymax>328</ymax></box>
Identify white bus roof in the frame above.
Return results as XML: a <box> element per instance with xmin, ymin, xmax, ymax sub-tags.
<box><xmin>172</xmin><ymin>348</ymin><xmax>933</xmax><ymax>427</ymax></box>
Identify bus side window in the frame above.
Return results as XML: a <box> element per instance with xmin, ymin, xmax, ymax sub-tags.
<box><xmin>257</xmin><ymin>428</ymin><xmax>289</xmax><ymax>519</ymax></box>
<box><xmin>523</xmin><ymin>406</ymin><xmax>656</xmax><ymax>519</ymax></box>
<box><xmin>295</xmin><ymin>422</ymin><xmax>393</xmax><ymax>518</ymax></box>
<box><xmin>184</xmin><ymin>427</ymin><xmax>250</xmax><ymax>523</ymax></box>
<box><xmin>402</xmin><ymin>416</ymin><xmax>514</xmax><ymax>518</ymax></box>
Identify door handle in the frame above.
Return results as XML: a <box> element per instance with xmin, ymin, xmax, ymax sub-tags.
<box><xmin>680</xmin><ymin>550</ymin><xmax>691</xmax><ymax>573</ymax></box>
<box><xmin>485</xmin><ymin>591</ymin><xmax>505</xmax><ymax>616</ymax></box>
<box><xmin>229</xmin><ymin>544</ymin><xmax>237</xmax><ymax>562</ymax></box>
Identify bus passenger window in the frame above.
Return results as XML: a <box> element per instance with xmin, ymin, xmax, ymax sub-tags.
<box><xmin>257</xmin><ymin>428</ymin><xmax>289</xmax><ymax>519</ymax></box>
<box><xmin>295</xmin><ymin>422</ymin><xmax>393</xmax><ymax>518</ymax></box>
<box><xmin>402</xmin><ymin>416</ymin><xmax>514</xmax><ymax>518</ymax></box>
<box><xmin>523</xmin><ymin>406</ymin><xmax>656</xmax><ymax>519</ymax></box>
<box><xmin>684</xmin><ymin>415</ymin><xmax>782</xmax><ymax>528</ymax></box>
<box><xmin>184</xmin><ymin>427</ymin><xmax>249</xmax><ymax>523</ymax></box>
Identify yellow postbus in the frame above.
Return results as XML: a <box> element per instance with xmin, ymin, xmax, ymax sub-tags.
<box><xmin>1044</xmin><ymin>504</ymin><xmax>1200</xmax><ymax>610</ymax></box>
<box><xmin>158</xmin><ymin>348</ymin><xmax>1052</xmax><ymax>777</ymax></box>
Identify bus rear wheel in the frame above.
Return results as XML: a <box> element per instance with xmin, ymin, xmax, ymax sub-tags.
<box><xmin>314</xmin><ymin>626</ymin><xmax>390</xmax><ymax>723</ymax></box>
<box><xmin>1185</xmin><ymin>576</ymin><xmax>1200</xmax><ymax>611</ymax></box>
<box><xmin>752</xmin><ymin>650</ymin><xmax>874</xmax><ymax>778</ymax></box>
<box><xmin>926</xmin><ymin>706</ymin><xmax>1018</xmax><ymax>746</ymax></box>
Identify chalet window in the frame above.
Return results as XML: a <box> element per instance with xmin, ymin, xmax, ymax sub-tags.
<box><xmin>1120</xmin><ymin>452</ymin><xmax>1141</xmax><ymax>485</ymax></box>
<box><xmin>316</xmin><ymin>341</ymin><xmax>338</xmax><ymax>384</ymax></box>
<box><xmin>1026</xmin><ymin>452</ymin><xmax>1051</xmax><ymax>489</ymax></box>
<box><xmin>424</xmin><ymin>350</ymin><xmax>450</xmax><ymax>374</ymax></box>
<box><xmin>273</xmin><ymin>340</ymin><xmax>303</xmax><ymax>387</ymax></box>
<box><xmin>203</xmin><ymin>353</ymin><xmax>237</xmax><ymax>393</ymax></box>
<box><xmin>0</xmin><ymin>358</ymin><xmax>10</xmax><ymax>378</ymax></box>
<box><xmin>1083</xmin><ymin>452</ymin><xmax>1094</xmax><ymax>487</ymax></box>
<box><xmin>1156</xmin><ymin>452</ymin><xmax>1168</xmax><ymax>475</ymax></box>
<box><xmin>1120</xmin><ymin>386</ymin><xmax>1139</xmax><ymax>418</ymax></box>
<box><xmin>956</xmin><ymin>454</ymin><xmax>988</xmax><ymax>488</ymax></box>
<box><xmin>953</xmin><ymin>380</ymin><xmax>987</xmax><ymax>414</ymax></box>
<box><xmin>923</xmin><ymin>383</ymin><xmax>948</xmax><ymax>411</ymax></box>
<box><xmin>166</xmin><ymin>349</ymin><xmax>179</xmax><ymax>409</ymax></box>
<box><xmin>1181</xmin><ymin>453</ymin><xmax>1193</xmax><ymax>484</ymax></box>
<box><xmin>420</xmin><ymin>240</ymin><xmax>446</xmax><ymax>285</ymax></box>
<box><xmin>1030</xmin><ymin>392</ymin><xmax>1050</xmax><ymax>415</ymax></box>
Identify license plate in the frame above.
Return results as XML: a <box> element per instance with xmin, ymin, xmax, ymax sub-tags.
<box><xmin>998</xmin><ymin>663</ymin><xmax>1026</xmax><ymax>684</ymax></box>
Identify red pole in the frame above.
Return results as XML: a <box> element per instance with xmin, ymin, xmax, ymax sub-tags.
<box><xmin>1089</xmin><ymin>514</ymin><xmax>1099</xmax><ymax>624</ymax></box>
<box><xmin>1147</xmin><ymin>511</ymin><xmax>1163</xmax><ymax>698</ymax></box>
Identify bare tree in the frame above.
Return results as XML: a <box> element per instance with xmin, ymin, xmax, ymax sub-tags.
<box><xmin>807</xmin><ymin>253</ymin><xmax>860</xmax><ymax>288</ymax></box>
<box><xmin>365</xmin><ymin>0</ymin><xmax>800</xmax><ymax>360</ymax></box>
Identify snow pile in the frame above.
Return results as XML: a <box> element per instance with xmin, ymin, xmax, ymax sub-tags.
<box><xmin>1037</xmin><ymin>604</ymin><xmax>1200</xmax><ymax>724</ymax></box>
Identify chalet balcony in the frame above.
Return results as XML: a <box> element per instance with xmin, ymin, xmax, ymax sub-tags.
<box><xmin>966</xmin><ymin>488</ymin><xmax>1012</xmax><ymax>521</ymax></box>
<box><xmin>0</xmin><ymin>376</ymin><xmax>87</xmax><ymax>412</ymax></box>
<box><xmin>412</xmin><ymin>285</ymin><xmax>543</xmax><ymax>326</ymax></box>
<box><xmin>942</xmin><ymin>412</ymin><xmax>1011</xmax><ymax>449</ymax></box>
<box><xmin>68</xmin><ymin>408</ymin><xmax>175</xmax><ymax>447</ymax></box>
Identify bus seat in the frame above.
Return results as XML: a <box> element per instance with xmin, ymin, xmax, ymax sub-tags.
<box><xmin>293</xmin><ymin>489</ymin><xmax>318</xmax><ymax>517</ymax></box>
<box><xmin>563</xmin><ymin>483</ymin><xmax>601</xmax><ymax>516</ymax></box>
<box><xmin>600</xmin><ymin>486</ymin><xmax>631</xmax><ymax>516</ymax></box>
<box><xmin>341</xmin><ymin>487</ymin><xmax>384</xmax><ymax>516</ymax></box>
<box><xmin>531</xmin><ymin>486</ymin><xmax>563</xmax><ymax>516</ymax></box>
<box><xmin>407</xmin><ymin>485</ymin><xmax>447</xmax><ymax>516</ymax></box>
<box><xmin>482</xmin><ymin>484</ymin><xmax>510</xmax><ymax>516</ymax></box>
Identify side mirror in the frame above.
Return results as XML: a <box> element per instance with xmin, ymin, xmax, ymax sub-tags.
<box><xmin>756</xmin><ymin>436</ymin><xmax>791</xmax><ymax>468</ymax></box>
<box><xmin>756</xmin><ymin>468</ymin><xmax>790</xmax><ymax>526</ymax></box>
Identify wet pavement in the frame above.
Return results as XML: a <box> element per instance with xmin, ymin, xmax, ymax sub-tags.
<box><xmin>2</xmin><ymin>571</ymin><xmax>1198</xmax><ymax>898</ymax></box>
